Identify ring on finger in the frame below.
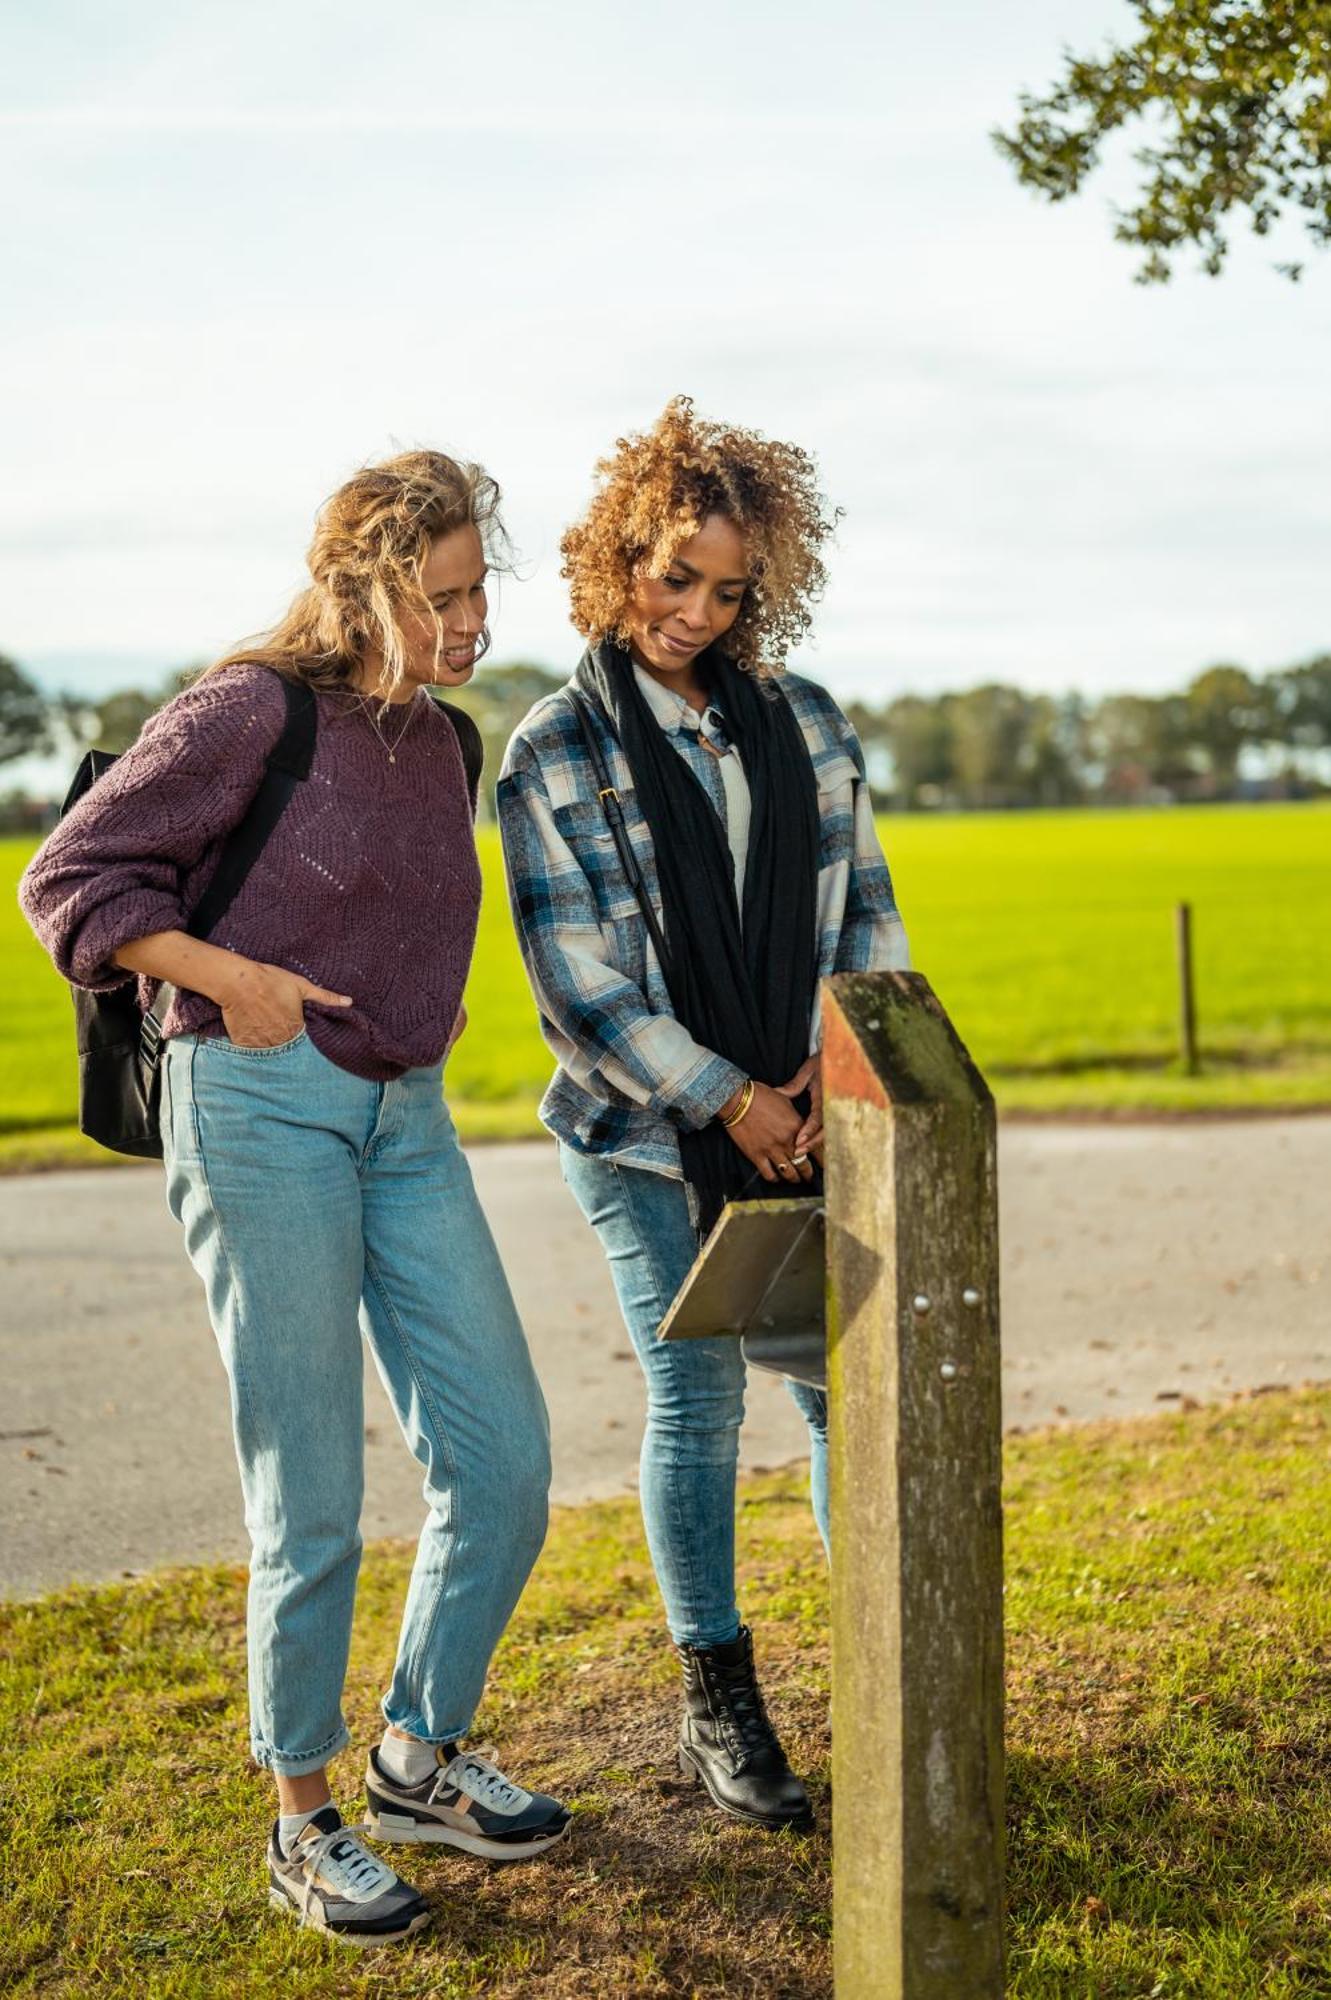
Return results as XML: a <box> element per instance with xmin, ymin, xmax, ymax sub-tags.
<box><xmin>791</xmin><ymin>1152</ymin><xmax>809</xmax><ymax>1167</ymax></box>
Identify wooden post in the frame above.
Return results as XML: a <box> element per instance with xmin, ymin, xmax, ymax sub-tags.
<box><xmin>822</xmin><ymin>970</ymin><xmax>1004</xmax><ymax>1999</ymax></box>
<box><xmin>1176</xmin><ymin>901</ymin><xmax>1199</xmax><ymax>1076</ymax></box>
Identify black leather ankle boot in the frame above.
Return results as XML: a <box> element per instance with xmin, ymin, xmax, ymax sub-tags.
<box><xmin>676</xmin><ymin>1625</ymin><xmax>814</xmax><ymax>1831</ymax></box>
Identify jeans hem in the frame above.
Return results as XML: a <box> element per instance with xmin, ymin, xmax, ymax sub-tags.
<box><xmin>668</xmin><ymin>1617</ymin><xmax>744</xmax><ymax>1650</ymax></box>
<box><xmin>380</xmin><ymin>1700</ymin><xmax>473</xmax><ymax>1743</ymax></box>
<box><xmin>252</xmin><ymin>1722</ymin><xmax>350</xmax><ymax>1776</ymax></box>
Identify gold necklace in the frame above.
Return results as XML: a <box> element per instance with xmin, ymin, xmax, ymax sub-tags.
<box><xmin>357</xmin><ymin>690</ymin><xmax>420</xmax><ymax>764</ymax></box>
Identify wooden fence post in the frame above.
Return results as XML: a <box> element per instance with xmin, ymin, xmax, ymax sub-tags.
<box><xmin>822</xmin><ymin>970</ymin><xmax>1004</xmax><ymax>1998</ymax></box>
<box><xmin>1176</xmin><ymin>901</ymin><xmax>1199</xmax><ymax>1076</ymax></box>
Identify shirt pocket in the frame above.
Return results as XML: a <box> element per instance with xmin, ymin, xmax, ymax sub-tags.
<box><xmin>550</xmin><ymin>794</ymin><xmax>651</xmax><ymax>925</ymax></box>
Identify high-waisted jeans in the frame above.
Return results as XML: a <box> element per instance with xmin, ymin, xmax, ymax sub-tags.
<box><xmin>162</xmin><ymin>1029</ymin><xmax>551</xmax><ymax>1776</ymax></box>
<box><xmin>559</xmin><ymin>1144</ymin><xmax>828</xmax><ymax>1648</ymax></box>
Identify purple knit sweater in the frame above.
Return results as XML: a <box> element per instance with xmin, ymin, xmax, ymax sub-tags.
<box><xmin>19</xmin><ymin>665</ymin><xmax>482</xmax><ymax>1081</ymax></box>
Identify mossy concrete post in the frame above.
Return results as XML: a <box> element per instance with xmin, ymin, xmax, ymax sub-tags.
<box><xmin>823</xmin><ymin>970</ymin><xmax>1004</xmax><ymax>1998</ymax></box>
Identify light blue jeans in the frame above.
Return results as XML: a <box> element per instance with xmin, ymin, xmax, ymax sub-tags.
<box><xmin>161</xmin><ymin>1030</ymin><xmax>551</xmax><ymax>1777</ymax></box>
<box><xmin>559</xmin><ymin>1144</ymin><xmax>828</xmax><ymax>1648</ymax></box>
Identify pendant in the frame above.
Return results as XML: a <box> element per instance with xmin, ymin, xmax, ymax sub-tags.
<box><xmin>389</xmin><ymin>753</ymin><xmax>396</xmax><ymax>764</ymax></box>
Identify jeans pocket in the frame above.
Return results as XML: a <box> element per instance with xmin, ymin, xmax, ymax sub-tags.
<box><xmin>210</xmin><ymin>1028</ymin><xmax>309</xmax><ymax>1060</ymax></box>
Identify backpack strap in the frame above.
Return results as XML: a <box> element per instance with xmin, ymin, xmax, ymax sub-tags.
<box><xmin>433</xmin><ymin>698</ymin><xmax>484</xmax><ymax>812</ymax></box>
<box><xmin>61</xmin><ymin>748</ymin><xmax>118</xmax><ymax>817</ymax></box>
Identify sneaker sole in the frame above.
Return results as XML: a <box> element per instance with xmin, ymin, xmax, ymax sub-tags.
<box><xmin>677</xmin><ymin>1744</ymin><xmax>816</xmax><ymax>1833</ymax></box>
<box><xmin>364</xmin><ymin>1807</ymin><xmax>571</xmax><ymax>1861</ymax></box>
<box><xmin>267</xmin><ymin>1885</ymin><xmax>431</xmax><ymax>1947</ymax></box>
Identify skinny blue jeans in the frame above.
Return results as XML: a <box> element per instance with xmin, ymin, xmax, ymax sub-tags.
<box><xmin>162</xmin><ymin>1030</ymin><xmax>551</xmax><ymax>1777</ymax></box>
<box><xmin>559</xmin><ymin>1144</ymin><xmax>828</xmax><ymax>1648</ymax></box>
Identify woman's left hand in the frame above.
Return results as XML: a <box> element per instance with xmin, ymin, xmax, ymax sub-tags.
<box><xmin>775</xmin><ymin>1055</ymin><xmax>823</xmax><ymax>1167</ymax></box>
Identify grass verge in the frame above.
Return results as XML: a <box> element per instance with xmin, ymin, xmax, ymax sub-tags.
<box><xmin>6</xmin><ymin>1388</ymin><xmax>1331</xmax><ymax>1994</ymax></box>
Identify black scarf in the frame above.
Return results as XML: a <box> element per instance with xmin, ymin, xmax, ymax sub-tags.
<box><xmin>574</xmin><ymin>639</ymin><xmax>821</xmax><ymax>1237</ymax></box>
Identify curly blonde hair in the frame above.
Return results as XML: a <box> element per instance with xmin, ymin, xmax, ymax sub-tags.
<box><xmin>561</xmin><ymin>398</ymin><xmax>840</xmax><ymax>673</ymax></box>
<box><xmin>209</xmin><ymin>449</ymin><xmax>510</xmax><ymax>697</ymax></box>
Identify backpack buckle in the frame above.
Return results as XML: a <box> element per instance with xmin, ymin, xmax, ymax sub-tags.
<box><xmin>139</xmin><ymin>1011</ymin><xmax>165</xmax><ymax>1068</ymax></box>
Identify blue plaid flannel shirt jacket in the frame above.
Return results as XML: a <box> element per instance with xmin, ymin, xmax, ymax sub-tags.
<box><xmin>496</xmin><ymin>671</ymin><xmax>909</xmax><ymax>1180</ymax></box>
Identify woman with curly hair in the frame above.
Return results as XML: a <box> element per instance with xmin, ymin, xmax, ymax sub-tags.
<box><xmin>21</xmin><ymin>452</ymin><xmax>569</xmax><ymax>1946</ymax></box>
<box><xmin>498</xmin><ymin>399</ymin><xmax>908</xmax><ymax>1832</ymax></box>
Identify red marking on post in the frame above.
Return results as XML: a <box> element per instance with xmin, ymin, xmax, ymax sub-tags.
<box><xmin>822</xmin><ymin>988</ymin><xmax>890</xmax><ymax>1112</ymax></box>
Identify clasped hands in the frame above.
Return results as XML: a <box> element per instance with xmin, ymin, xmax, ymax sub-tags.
<box><xmin>716</xmin><ymin>1056</ymin><xmax>823</xmax><ymax>1185</ymax></box>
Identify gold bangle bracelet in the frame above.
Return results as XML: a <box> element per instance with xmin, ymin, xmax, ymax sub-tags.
<box><xmin>720</xmin><ymin>1078</ymin><xmax>756</xmax><ymax>1128</ymax></box>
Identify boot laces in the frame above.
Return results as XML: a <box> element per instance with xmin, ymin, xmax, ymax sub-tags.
<box><xmin>709</xmin><ymin>1652</ymin><xmax>779</xmax><ymax>1759</ymax></box>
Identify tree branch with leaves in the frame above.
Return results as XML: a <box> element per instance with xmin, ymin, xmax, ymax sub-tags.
<box><xmin>995</xmin><ymin>2</ymin><xmax>1331</xmax><ymax>281</ymax></box>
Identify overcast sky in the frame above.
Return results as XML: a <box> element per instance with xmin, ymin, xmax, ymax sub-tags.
<box><xmin>3</xmin><ymin>0</ymin><xmax>1329</xmax><ymax>716</ymax></box>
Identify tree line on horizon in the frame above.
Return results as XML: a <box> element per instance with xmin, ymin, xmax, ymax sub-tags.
<box><xmin>845</xmin><ymin>657</ymin><xmax>1331</xmax><ymax>812</ymax></box>
<box><xmin>1</xmin><ymin>649</ymin><xmax>1328</xmax><ymax>830</ymax></box>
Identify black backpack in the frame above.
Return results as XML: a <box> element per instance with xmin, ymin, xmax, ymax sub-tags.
<box><xmin>59</xmin><ymin>678</ymin><xmax>483</xmax><ymax>1160</ymax></box>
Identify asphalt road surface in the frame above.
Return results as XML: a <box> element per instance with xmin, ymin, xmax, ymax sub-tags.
<box><xmin>2</xmin><ymin>1118</ymin><xmax>1327</xmax><ymax>1597</ymax></box>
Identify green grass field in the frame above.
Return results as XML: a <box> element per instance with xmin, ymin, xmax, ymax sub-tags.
<box><xmin>3</xmin><ymin>802</ymin><xmax>1329</xmax><ymax>1165</ymax></box>
<box><xmin>7</xmin><ymin>1387</ymin><xmax>1331</xmax><ymax>1995</ymax></box>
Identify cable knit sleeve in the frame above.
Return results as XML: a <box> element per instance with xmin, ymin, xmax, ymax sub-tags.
<box><xmin>18</xmin><ymin>666</ymin><xmax>288</xmax><ymax>991</ymax></box>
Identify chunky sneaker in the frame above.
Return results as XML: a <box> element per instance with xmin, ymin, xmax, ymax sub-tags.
<box><xmin>364</xmin><ymin>1741</ymin><xmax>571</xmax><ymax>1860</ymax></box>
<box><xmin>266</xmin><ymin>1805</ymin><xmax>430</xmax><ymax>1946</ymax></box>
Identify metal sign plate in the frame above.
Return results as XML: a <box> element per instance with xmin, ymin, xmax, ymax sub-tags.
<box><xmin>658</xmin><ymin>1197</ymin><xmax>826</xmax><ymax>1387</ymax></box>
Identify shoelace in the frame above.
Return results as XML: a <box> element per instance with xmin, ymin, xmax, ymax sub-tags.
<box><xmin>707</xmin><ymin>1658</ymin><xmax>780</xmax><ymax>1760</ymax></box>
<box><xmin>289</xmin><ymin>1821</ymin><xmax>394</xmax><ymax>1926</ymax></box>
<box><xmin>449</xmin><ymin>1751</ymin><xmax>526</xmax><ymax>1814</ymax></box>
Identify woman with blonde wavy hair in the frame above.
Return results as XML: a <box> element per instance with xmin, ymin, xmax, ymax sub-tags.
<box><xmin>499</xmin><ymin>399</ymin><xmax>908</xmax><ymax>1834</ymax></box>
<box><xmin>20</xmin><ymin>452</ymin><xmax>569</xmax><ymax>1946</ymax></box>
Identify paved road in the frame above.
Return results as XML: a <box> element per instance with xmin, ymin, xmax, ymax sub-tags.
<box><xmin>3</xmin><ymin>1119</ymin><xmax>1328</xmax><ymax>1596</ymax></box>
